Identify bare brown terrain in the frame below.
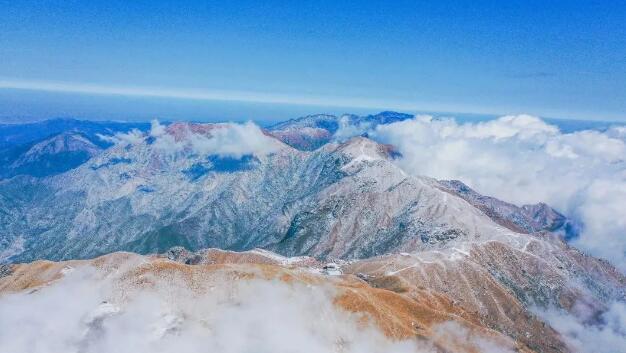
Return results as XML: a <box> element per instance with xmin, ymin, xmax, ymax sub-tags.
<box><xmin>4</xmin><ymin>239</ymin><xmax>622</xmax><ymax>353</ymax></box>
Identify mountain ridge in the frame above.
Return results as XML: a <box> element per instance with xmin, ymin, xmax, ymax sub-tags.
<box><xmin>0</xmin><ymin>126</ymin><xmax>574</xmax><ymax>264</ymax></box>
<box><xmin>1</xmin><ymin>113</ymin><xmax>625</xmax><ymax>353</ymax></box>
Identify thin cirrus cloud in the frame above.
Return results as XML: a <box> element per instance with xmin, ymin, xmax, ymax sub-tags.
<box><xmin>3</xmin><ymin>78</ymin><xmax>621</xmax><ymax>122</ymax></box>
<box><xmin>505</xmin><ymin>71</ymin><xmax>556</xmax><ymax>79</ymax></box>
<box><xmin>0</xmin><ymin>78</ymin><xmax>463</xmax><ymax>113</ymax></box>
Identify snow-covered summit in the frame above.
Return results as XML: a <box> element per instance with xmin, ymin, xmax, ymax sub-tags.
<box><xmin>267</xmin><ymin>111</ymin><xmax>414</xmax><ymax>150</ymax></box>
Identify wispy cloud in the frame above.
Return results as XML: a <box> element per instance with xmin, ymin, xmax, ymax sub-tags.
<box><xmin>102</xmin><ymin>119</ymin><xmax>283</xmax><ymax>158</ymax></box>
<box><xmin>505</xmin><ymin>71</ymin><xmax>556</xmax><ymax>79</ymax></box>
<box><xmin>0</xmin><ymin>78</ymin><xmax>503</xmax><ymax>116</ymax></box>
<box><xmin>0</xmin><ymin>78</ymin><xmax>406</xmax><ymax>110</ymax></box>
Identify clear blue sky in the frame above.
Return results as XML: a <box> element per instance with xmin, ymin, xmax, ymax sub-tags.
<box><xmin>1</xmin><ymin>0</ymin><xmax>625</xmax><ymax>122</ymax></box>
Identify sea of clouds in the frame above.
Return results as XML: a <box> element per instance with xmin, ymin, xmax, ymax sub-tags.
<box><xmin>334</xmin><ymin>114</ymin><xmax>626</xmax><ymax>351</ymax></box>
<box><xmin>0</xmin><ymin>266</ymin><xmax>432</xmax><ymax>353</ymax></box>
<box><xmin>0</xmin><ymin>262</ymin><xmax>525</xmax><ymax>353</ymax></box>
<box><xmin>335</xmin><ymin>114</ymin><xmax>626</xmax><ymax>272</ymax></box>
<box><xmin>536</xmin><ymin>301</ymin><xmax>626</xmax><ymax>353</ymax></box>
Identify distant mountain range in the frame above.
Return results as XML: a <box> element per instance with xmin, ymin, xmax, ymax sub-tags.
<box><xmin>0</xmin><ymin>113</ymin><xmax>576</xmax><ymax>263</ymax></box>
<box><xmin>0</xmin><ymin>119</ymin><xmax>150</xmax><ymax>179</ymax></box>
<box><xmin>1</xmin><ymin>112</ymin><xmax>625</xmax><ymax>353</ymax></box>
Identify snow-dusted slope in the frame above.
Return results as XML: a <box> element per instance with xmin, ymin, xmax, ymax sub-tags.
<box><xmin>2</xmin><ymin>245</ymin><xmax>624</xmax><ymax>353</ymax></box>
<box><xmin>2</xmin><ymin>122</ymin><xmax>530</xmax><ymax>262</ymax></box>
<box><xmin>1</xmin><ymin>118</ymin><xmax>625</xmax><ymax>353</ymax></box>
<box><xmin>267</xmin><ymin>111</ymin><xmax>413</xmax><ymax>150</ymax></box>
<box><xmin>0</xmin><ymin>132</ymin><xmax>103</xmax><ymax>178</ymax></box>
<box><xmin>438</xmin><ymin>179</ymin><xmax>578</xmax><ymax>237</ymax></box>
<box><xmin>271</xmin><ymin>137</ymin><xmax>517</xmax><ymax>259</ymax></box>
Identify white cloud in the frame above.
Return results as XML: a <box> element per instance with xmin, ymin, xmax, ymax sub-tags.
<box><xmin>333</xmin><ymin>116</ymin><xmax>372</xmax><ymax>142</ymax></box>
<box><xmin>431</xmin><ymin>321</ymin><xmax>516</xmax><ymax>353</ymax></box>
<box><xmin>97</xmin><ymin>129</ymin><xmax>144</xmax><ymax>146</ymax></box>
<box><xmin>339</xmin><ymin>115</ymin><xmax>626</xmax><ymax>270</ymax></box>
<box><xmin>186</xmin><ymin>121</ymin><xmax>282</xmax><ymax>158</ymax></box>
<box><xmin>104</xmin><ymin>120</ymin><xmax>282</xmax><ymax>158</ymax></box>
<box><xmin>0</xmin><ymin>78</ymin><xmax>498</xmax><ymax>116</ymax></box>
<box><xmin>0</xmin><ymin>266</ymin><xmax>429</xmax><ymax>353</ymax></box>
<box><xmin>149</xmin><ymin>119</ymin><xmax>167</xmax><ymax>137</ymax></box>
<box><xmin>148</xmin><ymin>120</ymin><xmax>185</xmax><ymax>154</ymax></box>
<box><xmin>536</xmin><ymin>302</ymin><xmax>626</xmax><ymax>353</ymax></box>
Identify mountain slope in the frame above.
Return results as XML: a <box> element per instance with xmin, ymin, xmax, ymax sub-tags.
<box><xmin>438</xmin><ymin>179</ymin><xmax>579</xmax><ymax>237</ymax></box>
<box><xmin>1</xmin><ymin>118</ymin><xmax>625</xmax><ymax>353</ymax></box>
<box><xmin>0</xmin><ymin>119</ymin><xmax>151</xmax><ymax>179</ymax></box>
<box><xmin>0</xmin><ymin>132</ymin><xmax>103</xmax><ymax>178</ymax></box>
<box><xmin>267</xmin><ymin>111</ymin><xmax>413</xmax><ymax>150</ymax></box>
<box><xmin>1</xmin><ymin>124</ymin><xmax>520</xmax><ymax>263</ymax></box>
<box><xmin>2</xmin><ymin>245</ymin><xmax>624</xmax><ymax>353</ymax></box>
<box><xmin>0</xmin><ymin>118</ymin><xmax>149</xmax><ymax>148</ymax></box>
<box><xmin>0</xmin><ymin>121</ymin><xmax>587</xmax><ymax>274</ymax></box>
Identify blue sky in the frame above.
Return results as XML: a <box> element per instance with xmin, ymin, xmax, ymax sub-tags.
<box><xmin>1</xmin><ymin>0</ymin><xmax>625</xmax><ymax>122</ymax></box>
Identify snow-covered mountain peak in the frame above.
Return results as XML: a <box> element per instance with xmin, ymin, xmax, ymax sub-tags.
<box><xmin>22</xmin><ymin>132</ymin><xmax>100</xmax><ymax>160</ymax></box>
<box><xmin>269</xmin><ymin>113</ymin><xmax>339</xmax><ymax>131</ymax></box>
<box><xmin>1</xmin><ymin>114</ymin><xmax>625</xmax><ymax>353</ymax></box>
<box><xmin>0</xmin><ymin>131</ymin><xmax>104</xmax><ymax>178</ymax></box>
<box><xmin>164</xmin><ymin>121</ymin><xmax>230</xmax><ymax>140</ymax></box>
<box><xmin>0</xmin><ymin>114</ymin><xmax>582</xmax><ymax>266</ymax></box>
<box><xmin>266</xmin><ymin>111</ymin><xmax>415</xmax><ymax>151</ymax></box>
<box><xmin>337</xmin><ymin>137</ymin><xmax>385</xmax><ymax>159</ymax></box>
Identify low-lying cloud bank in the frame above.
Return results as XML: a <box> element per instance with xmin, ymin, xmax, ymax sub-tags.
<box><xmin>100</xmin><ymin>120</ymin><xmax>282</xmax><ymax>158</ymax></box>
<box><xmin>0</xmin><ymin>267</ymin><xmax>427</xmax><ymax>353</ymax></box>
<box><xmin>336</xmin><ymin>114</ymin><xmax>626</xmax><ymax>270</ymax></box>
<box><xmin>536</xmin><ymin>301</ymin><xmax>626</xmax><ymax>353</ymax></box>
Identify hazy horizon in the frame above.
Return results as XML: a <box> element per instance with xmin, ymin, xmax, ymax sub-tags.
<box><xmin>2</xmin><ymin>1</ymin><xmax>625</xmax><ymax>123</ymax></box>
<box><xmin>2</xmin><ymin>88</ymin><xmax>625</xmax><ymax>128</ymax></box>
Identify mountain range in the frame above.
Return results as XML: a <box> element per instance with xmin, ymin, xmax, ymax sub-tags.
<box><xmin>0</xmin><ymin>112</ymin><xmax>624</xmax><ymax>353</ymax></box>
<box><xmin>0</xmin><ymin>113</ymin><xmax>577</xmax><ymax>263</ymax></box>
